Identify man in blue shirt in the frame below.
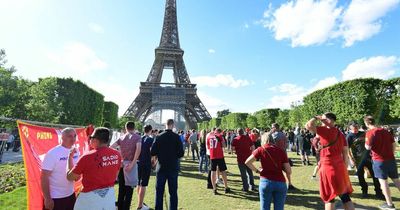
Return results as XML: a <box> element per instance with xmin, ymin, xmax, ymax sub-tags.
<box><xmin>137</xmin><ymin>125</ymin><xmax>154</xmax><ymax>210</ymax></box>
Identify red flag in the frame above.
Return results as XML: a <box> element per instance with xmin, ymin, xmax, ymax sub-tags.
<box><xmin>18</xmin><ymin>121</ymin><xmax>90</xmax><ymax>210</ymax></box>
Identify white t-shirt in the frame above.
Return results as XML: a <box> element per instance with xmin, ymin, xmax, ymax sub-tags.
<box><xmin>42</xmin><ymin>145</ymin><xmax>79</xmax><ymax>199</ymax></box>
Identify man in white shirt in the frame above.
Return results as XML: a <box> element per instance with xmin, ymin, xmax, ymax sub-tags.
<box><xmin>41</xmin><ymin>128</ymin><xmax>80</xmax><ymax>210</ymax></box>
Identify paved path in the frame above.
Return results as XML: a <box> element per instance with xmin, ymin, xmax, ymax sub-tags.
<box><xmin>0</xmin><ymin>149</ymin><xmax>23</xmax><ymax>164</ymax></box>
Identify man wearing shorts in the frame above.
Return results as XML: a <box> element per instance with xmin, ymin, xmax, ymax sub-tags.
<box><xmin>207</xmin><ymin>128</ymin><xmax>230</xmax><ymax>195</ymax></box>
<box><xmin>364</xmin><ymin>115</ymin><xmax>400</xmax><ymax>210</ymax></box>
<box><xmin>137</xmin><ymin>125</ymin><xmax>154</xmax><ymax>210</ymax></box>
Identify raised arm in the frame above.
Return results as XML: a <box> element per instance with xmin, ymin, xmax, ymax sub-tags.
<box><xmin>305</xmin><ymin>116</ymin><xmax>320</xmax><ymax>134</ymax></box>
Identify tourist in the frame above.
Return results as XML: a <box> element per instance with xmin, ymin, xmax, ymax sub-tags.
<box><xmin>245</xmin><ymin>132</ymin><xmax>291</xmax><ymax>210</ymax></box>
<box><xmin>137</xmin><ymin>124</ymin><xmax>154</xmax><ymax>210</ymax></box>
<box><xmin>6</xmin><ymin>130</ymin><xmax>14</xmax><ymax>151</ymax></box>
<box><xmin>296</xmin><ymin>129</ymin><xmax>311</xmax><ymax>166</ymax></box>
<box><xmin>364</xmin><ymin>115</ymin><xmax>400</xmax><ymax>210</ymax></box>
<box><xmin>311</xmin><ymin>135</ymin><xmax>320</xmax><ymax>179</ymax></box>
<box><xmin>346</xmin><ymin>122</ymin><xmax>383</xmax><ymax>199</ymax></box>
<box><xmin>305</xmin><ymin>112</ymin><xmax>354</xmax><ymax>210</ymax></box>
<box><xmin>207</xmin><ymin>128</ymin><xmax>231</xmax><ymax>195</ymax></box>
<box><xmin>41</xmin><ymin>128</ymin><xmax>79</xmax><ymax>210</ymax></box>
<box><xmin>270</xmin><ymin>123</ymin><xmax>296</xmax><ymax>190</ymax></box>
<box><xmin>189</xmin><ymin>129</ymin><xmax>200</xmax><ymax>161</ymax></box>
<box><xmin>198</xmin><ymin>129</ymin><xmax>209</xmax><ymax>173</ymax></box>
<box><xmin>151</xmin><ymin>119</ymin><xmax>184</xmax><ymax>210</ymax></box>
<box><xmin>232</xmin><ymin>128</ymin><xmax>256</xmax><ymax>192</ymax></box>
<box><xmin>67</xmin><ymin>127</ymin><xmax>121</xmax><ymax>210</ymax></box>
<box><xmin>111</xmin><ymin>121</ymin><xmax>142</xmax><ymax>210</ymax></box>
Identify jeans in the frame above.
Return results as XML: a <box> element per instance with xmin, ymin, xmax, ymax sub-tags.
<box><xmin>259</xmin><ymin>178</ymin><xmax>287</xmax><ymax>210</ymax></box>
<box><xmin>191</xmin><ymin>144</ymin><xmax>199</xmax><ymax>161</ymax></box>
<box><xmin>199</xmin><ymin>153</ymin><xmax>209</xmax><ymax>172</ymax></box>
<box><xmin>238</xmin><ymin>163</ymin><xmax>255</xmax><ymax>190</ymax></box>
<box><xmin>155</xmin><ymin>170</ymin><xmax>178</xmax><ymax>210</ymax></box>
<box><xmin>117</xmin><ymin>168</ymin><xmax>134</xmax><ymax>210</ymax></box>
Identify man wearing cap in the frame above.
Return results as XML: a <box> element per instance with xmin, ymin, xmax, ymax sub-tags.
<box><xmin>346</xmin><ymin>121</ymin><xmax>383</xmax><ymax>199</ymax></box>
<box><xmin>67</xmin><ymin>127</ymin><xmax>121</xmax><ymax>210</ymax></box>
<box><xmin>270</xmin><ymin>123</ymin><xmax>296</xmax><ymax>190</ymax></box>
<box><xmin>111</xmin><ymin>121</ymin><xmax>142</xmax><ymax>210</ymax></box>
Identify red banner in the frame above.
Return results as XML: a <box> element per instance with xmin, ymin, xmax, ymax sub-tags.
<box><xmin>17</xmin><ymin>121</ymin><xmax>92</xmax><ymax>210</ymax></box>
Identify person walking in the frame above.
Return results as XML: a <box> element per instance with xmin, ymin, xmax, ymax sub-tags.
<box><xmin>232</xmin><ymin>128</ymin><xmax>256</xmax><ymax>192</ymax></box>
<box><xmin>364</xmin><ymin>115</ymin><xmax>400</xmax><ymax>210</ymax></box>
<box><xmin>151</xmin><ymin>119</ymin><xmax>184</xmax><ymax>210</ymax></box>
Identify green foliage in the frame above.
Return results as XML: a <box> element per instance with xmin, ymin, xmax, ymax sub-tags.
<box><xmin>246</xmin><ymin>114</ymin><xmax>258</xmax><ymax>128</ymax></box>
<box><xmin>276</xmin><ymin>109</ymin><xmax>290</xmax><ymax>130</ymax></box>
<box><xmin>118</xmin><ymin>116</ymin><xmax>143</xmax><ymax>132</ymax></box>
<box><xmin>0</xmin><ymin>163</ymin><xmax>25</xmax><ymax>194</ymax></box>
<box><xmin>103</xmin><ymin>101</ymin><xmax>119</xmax><ymax>128</ymax></box>
<box><xmin>27</xmin><ymin>77</ymin><xmax>105</xmax><ymax>126</ymax></box>
<box><xmin>220</xmin><ymin>113</ymin><xmax>248</xmax><ymax>130</ymax></box>
<box><xmin>216</xmin><ymin>109</ymin><xmax>231</xmax><ymax>118</ymax></box>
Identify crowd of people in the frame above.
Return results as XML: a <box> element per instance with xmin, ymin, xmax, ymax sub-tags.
<box><xmin>39</xmin><ymin>113</ymin><xmax>400</xmax><ymax>210</ymax></box>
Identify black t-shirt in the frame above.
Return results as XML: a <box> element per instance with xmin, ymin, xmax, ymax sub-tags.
<box><xmin>346</xmin><ymin>131</ymin><xmax>367</xmax><ymax>159</ymax></box>
<box><xmin>139</xmin><ymin>135</ymin><xmax>154</xmax><ymax>167</ymax></box>
<box><xmin>150</xmin><ymin>130</ymin><xmax>184</xmax><ymax>172</ymax></box>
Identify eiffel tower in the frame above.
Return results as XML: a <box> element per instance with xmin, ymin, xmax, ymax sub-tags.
<box><xmin>123</xmin><ymin>0</ymin><xmax>211</xmax><ymax>129</ymax></box>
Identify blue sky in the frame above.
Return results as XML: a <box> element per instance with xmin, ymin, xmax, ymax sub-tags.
<box><xmin>1</xmin><ymin>0</ymin><xmax>400</xmax><ymax>118</ymax></box>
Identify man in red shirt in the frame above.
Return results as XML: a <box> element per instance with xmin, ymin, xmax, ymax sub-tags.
<box><xmin>364</xmin><ymin>115</ymin><xmax>400</xmax><ymax>210</ymax></box>
<box><xmin>207</xmin><ymin>128</ymin><xmax>230</xmax><ymax>195</ymax></box>
<box><xmin>232</xmin><ymin>128</ymin><xmax>255</xmax><ymax>192</ymax></box>
<box><xmin>67</xmin><ymin>127</ymin><xmax>121</xmax><ymax>210</ymax></box>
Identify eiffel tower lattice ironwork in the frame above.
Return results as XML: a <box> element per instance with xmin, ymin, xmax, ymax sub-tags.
<box><xmin>123</xmin><ymin>0</ymin><xmax>211</xmax><ymax>128</ymax></box>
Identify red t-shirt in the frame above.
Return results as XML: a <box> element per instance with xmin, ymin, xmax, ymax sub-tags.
<box><xmin>366</xmin><ymin>128</ymin><xmax>395</xmax><ymax>161</ymax></box>
<box><xmin>316</xmin><ymin>126</ymin><xmax>346</xmax><ymax>158</ymax></box>
<box><xmin>252</xmin><ymin>144</ymin><xmax>288</xmax><ymax>182</ymax></box>
<box><xmin>249</xmin><ymin>133</ymin><xmax>258</xmax><ymax>143</ymax></box>
<box><xmin>232</xmin><ymin>135</ymin><xmax>254</xmax><ymax>164</ymax></box>
<box><xmin>207</xmin><ymin>133</ymin><xmax>225</xmax><ymax>160</ymax></box>
<box><xmin>72</xmin><ymin>147</ymin><xmax>121</xmax><ymax>192</ymax></box>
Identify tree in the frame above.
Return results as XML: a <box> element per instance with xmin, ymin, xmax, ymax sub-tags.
<box><xmin>246</xmin><ymin>114</ymin><xmax>258</xmax><ymax>128</ymax></box>
<box><xmin>276</xmin><ymin>109</ymin><xmax>290</xmax><ymax>130</ymax></box>
<box><xmin>217</xmin><ymin>109</ymin><xmax>230</xmax><ymax>118</ymax></box>
<box><xmin>103</xmin><ymin>101</ymin><xmax>119</xmax><ymax>128</ymax></box>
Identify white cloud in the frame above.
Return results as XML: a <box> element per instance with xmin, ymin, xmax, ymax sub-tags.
<box><xmin>89</xmin><ymin>80</ymin><xmax>138</xmax><ymax>116</ymax></box>
<box><xmin>47</xmin><ymin>42</ymin><xmax>107</xmax><ymax>75</ymax></box>
<box><xmin>342</xmin><ymin>56</ymin><xmax>399</xmax><ymax>80</ymax></box>
<box><xmin>88</xmin><ymin>23</ymin><xmax>104</xmax><ymax>34</ymax></box>
<box><xmin>340</xmin><ymin>0</ymin><xmax>400</xmax><ymax>47</ymax></box>
<box><xmin>197</xmin><ymin>91</ymin><xmax>229</xmax><ymax>117</ymax></box>
<box><xmin>266</xmin><ymin>76</ymin><xmax>339</xmax><ymax>109</ymax></box>
<box><xmin>192</xmin><ymin>74</ymin><xmax>251</xmax><ymax>88</ymax></box>
<box><xmin>208</xmin><ymin>49</ymin><xmax>216</xmax><ymax>54</ymax></box>
<box><xmin>244</xmin><ymin>23</ymin><xmax>250</xmax><ymax>29</ymax></box>
<box><xmin>262</xmin><ymin>0</ymin><xmax>400</xmax><ymax>47</ymax></box>
<box><xmin>310</xmin><ymin>76</ymin><xmax>339</xmax><ymax>92</ymax></box>
<box><xmin>264</xmin><ymin>0</ymin><xmax>342</xmax><ymax>47</ymax></box>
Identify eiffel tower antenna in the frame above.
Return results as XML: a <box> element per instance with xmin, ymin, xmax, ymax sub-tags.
<box><xmin>124</xmin><ymin>0</ymin><xmax>211</xmax><ymax>129</ymax></box>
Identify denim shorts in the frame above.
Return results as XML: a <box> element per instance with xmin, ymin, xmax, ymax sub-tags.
<box><xmin>373</xmin><ymin>159</ymin><xmax>399</xmax><ymax>179</ymax></box>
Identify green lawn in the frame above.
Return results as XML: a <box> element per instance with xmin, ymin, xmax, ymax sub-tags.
<box><xmin>1</xmin><ymin>152</ymin><xmax>400</xmax><ymax>209</ymax></box>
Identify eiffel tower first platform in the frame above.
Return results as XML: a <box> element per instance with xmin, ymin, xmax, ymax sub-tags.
<box><xmin>123</xmin><ymin>0</ymin><xmax>211</xmax><ymax>129</ymax></box>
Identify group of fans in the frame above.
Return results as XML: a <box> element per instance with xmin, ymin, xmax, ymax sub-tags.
<box><xmin>40</xmin><ymin>113</ymin><xmax>400</xmax><ymax>210</ymax></box>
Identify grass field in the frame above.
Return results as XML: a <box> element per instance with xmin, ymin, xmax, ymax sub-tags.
<box><xmin>1</xmin><ymin>152</ymin><xmax>400</xmax><ymax>210</ymax></box>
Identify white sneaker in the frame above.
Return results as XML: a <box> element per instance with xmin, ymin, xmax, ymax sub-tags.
<box><xmin>137</xmin><ymin>204</ymin><xmax>150</xmax><ymax>210</ymax></box>
<box><xmin>216</xmin><ymin>178</ymin><xmax>224</xmax><ymax>186</ymax></box>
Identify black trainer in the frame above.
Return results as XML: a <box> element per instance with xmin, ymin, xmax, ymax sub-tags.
<box><xmin>225</xmin><ymin>188</ymin><xmax>231</xmax><ymax>193</ymax></box>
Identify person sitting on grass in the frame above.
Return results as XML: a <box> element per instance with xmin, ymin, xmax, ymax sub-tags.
<box><xmin>245</xmin><ymin>132</ymin><xmax>291</xmax><ymax>210</ymax></box>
